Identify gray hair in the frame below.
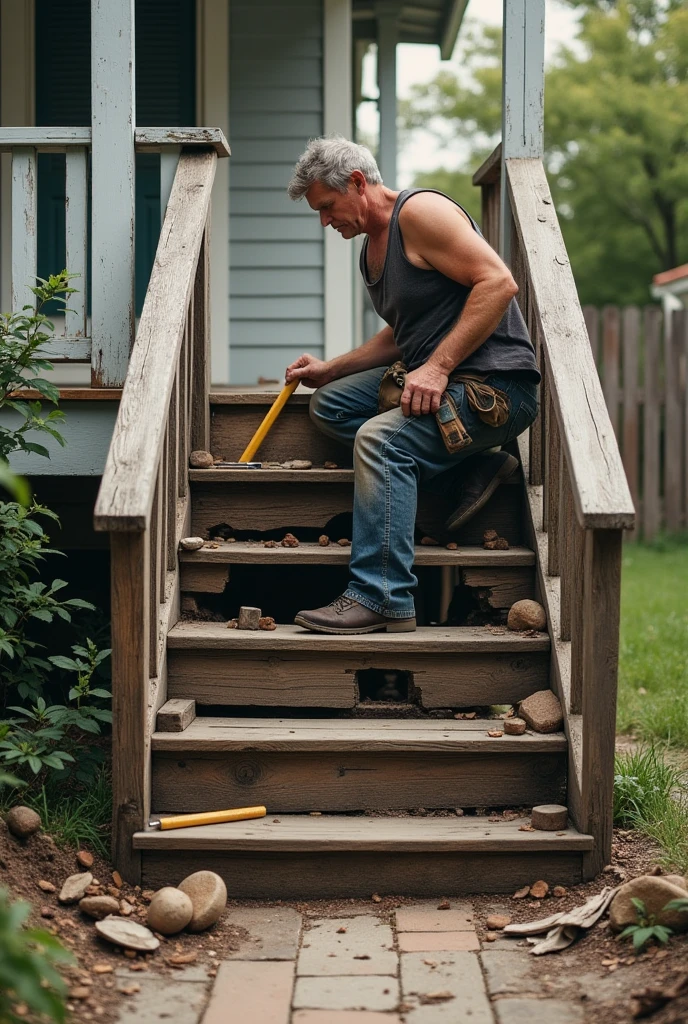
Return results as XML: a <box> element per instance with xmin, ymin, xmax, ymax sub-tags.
<box><xmin>287</xmin><ymin>134</ymin><xmax>382</xmax><ymax>200</ymax></box>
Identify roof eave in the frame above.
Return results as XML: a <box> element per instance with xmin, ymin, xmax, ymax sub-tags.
<box><xmin>440</xmin><ymin>0</ymin><xmax>470</xmax><ymax>60</ymax></box>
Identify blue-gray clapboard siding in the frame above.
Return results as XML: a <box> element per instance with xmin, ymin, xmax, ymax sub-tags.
<box><xmin>229</xmin><ymin>0</ymin><xmax>324</xmax><ymax>383</ymax></box>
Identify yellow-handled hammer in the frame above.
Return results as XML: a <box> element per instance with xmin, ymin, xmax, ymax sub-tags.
<box><xmin>215</xmin><ymin>379</ymin><xmax>299</xmax><ymax>467</ymax></box>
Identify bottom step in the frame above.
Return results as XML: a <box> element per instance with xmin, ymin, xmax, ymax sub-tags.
<box><xmin>134</xmin><ymin>815</ymin><xmax>592</xmax><ymax>898</ymax></box>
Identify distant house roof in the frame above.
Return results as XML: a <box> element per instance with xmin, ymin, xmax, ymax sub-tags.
<box><xmin>652</xmin><ymin>264</ymin><xmax>688</xmax><ymax>288</ymax></box>
<box><xmin>353</xmin><ymin>0</ymin><xmax>469</xmax><ymax>59</ymax></box>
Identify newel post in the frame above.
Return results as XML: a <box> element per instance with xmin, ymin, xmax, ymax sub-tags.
<box><xmin>90</xmin><ymin>0</ymin><xmax>136</xmax><ymax>387</ymax></box>
<box><xmin>500</xmin><ymin>0</ymin><xmax>545</xmax><ymax>262</ymax></box>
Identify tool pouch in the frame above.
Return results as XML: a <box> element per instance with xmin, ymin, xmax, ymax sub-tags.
<box><xmin>376</xmin><ymin>362</ymin><xmax>510</xmax><ymax>455</ymax></box>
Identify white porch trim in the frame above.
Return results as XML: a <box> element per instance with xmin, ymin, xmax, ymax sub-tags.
<box><xmin>197</xmin><ymin>0</ymin><xmax>231</xmax><ymax>384</ymax></box>
<box><xmin>1</xmin><ymin>0</ymin><xmax>35</xmax><ymax>313</ymax></box>
<box><xmin>323</xmin><ymin>0</ymin><xmax>354</xmax><ymax>360</ymax></box>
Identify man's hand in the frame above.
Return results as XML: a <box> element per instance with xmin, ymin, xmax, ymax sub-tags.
<box><xmin>400</xmin><ymin>363</ymin><xmax>449</xmax><ymax>417</ymax></box>
<box><xmin>285</xmin><ymin>353</ymin><xmax>334</xmax><ymax>389</ymax></box>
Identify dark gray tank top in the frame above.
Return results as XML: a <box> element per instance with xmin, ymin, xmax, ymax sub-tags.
<box><xmin>360</xmin><ymin>188</ymin><xmax>540</xmax><ymax>380</ymax></box>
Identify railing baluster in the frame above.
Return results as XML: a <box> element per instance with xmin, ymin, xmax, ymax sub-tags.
<box><xmin>570</xmin><ymin>522</ymin><xmax>585</xmax><ymax>715</ymax></box>
<box><xmin>168</xmin><ymin>373</ymin><xmax>180</xmax><ymax>570</ymax></box>
<box><xmin>191</xmin><ymin>225</ymin><xmax>211</xmax><ymax>453</ymax></box>
<box><xmin>559</xmin><ymin>453</ymin><xmax>572</xmax><ymax>641</ymax></box>
<box><xmin>161</xmin><ymin>424</ymin><xmax>170</xmax><ymax>589</ymax></box>
<box><xmin>528</xmin><ymin>296</ymin><xmax>544</xmax><ymax>489</ymax></box>
<box><xmin>148</xmin><ymin>469</ymin><xmax>162</xmax><ymax>678</ymax></box>
<box><xmin>547</xmin><ymin>390</ymin><xmax>561</xmax><ymax>576</ymax></box>
<box><xmin>65</xmin><ymin>147</ymin><xmax>89</xmax><ymax>339</ymax></box>
<box><xmin>178</xmin><ymin>325</ymin><xmax>190</xmax><ymax>497</ymax></box>
<box><xmin>11</xmin><ymin>148</ymin><xmax>37</xmax><ymax>312</ymax></box>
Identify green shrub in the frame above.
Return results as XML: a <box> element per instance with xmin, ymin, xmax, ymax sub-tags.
<box><xmin>614</xmin><ymin>747</ymin><xmax>688</xmax><ymax>874</ymax></box>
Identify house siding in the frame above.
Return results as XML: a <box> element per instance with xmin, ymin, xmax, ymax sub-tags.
<box><xmin>229</xmin><ymin>0</ymin><xmax>324</xmax><ymax>384</ymax></box>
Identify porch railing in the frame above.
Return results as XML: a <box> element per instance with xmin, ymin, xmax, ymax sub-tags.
<box><xmin>0</xmin><ymin>127</ymin><xmax>228</xmax><ymax>384</ymax></box>
<box><xmin>93</xmin><ymin>146</ymin><xmax>219</xmax><ymax>881</ymax></box>
<box><xmin>474</xmin><ymin>149</ymin><xmax>635</xmax><ymax>876</ymax></box>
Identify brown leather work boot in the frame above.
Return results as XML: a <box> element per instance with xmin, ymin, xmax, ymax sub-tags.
<box><xmin>294</xmin><ymin>595</ymin><xmax>416</xmax><ymax>635</ymax></box>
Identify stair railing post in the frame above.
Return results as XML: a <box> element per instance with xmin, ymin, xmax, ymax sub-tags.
<box><xmin>500</xmin><ymin>0</ymin><xmax>545</xmax><ymax>263</ymax></box>
<box><xmin>90</xmin><ymin>0</ymin><xmax>136</xmax><ymax>387</ymax></box>
<box><xmin>580</xmin><ymin>527</ymin><xmax>623</xmax><ymax>877</ymax></box>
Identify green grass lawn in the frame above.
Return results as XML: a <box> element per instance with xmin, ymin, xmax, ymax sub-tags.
<box><xmin>617</xmin><ymin>539</ymin><xmax>688</xmax><ymax>748</ymax></box>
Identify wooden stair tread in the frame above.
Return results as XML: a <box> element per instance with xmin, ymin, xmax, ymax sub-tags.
<box><xmin>134</xmin><ymin>814</ymin><xmax>592</xmax><ymax>852</ymax></box>
<box><xmin>190</xmin><ymin>468</ymin><xmax>353</xmax><ymax>483</ymax></box>
<box><xmin>151</xmin><ymin>716</ymin><xmax>566</xmax><ymax>752</ymax></box>
<box><xmin>210</xmin><ymin>388</ymin><xmax>314</xmax><ymax>405</ymax></box>
<box><xmin>180</xmin><ymin>542</ymin><xmax>536</xmax><ymax>567</ymax></box>
<box><xmin>167</xmin><ymin>623</ymin><xmax>550</xmax><ymax>653</ymax></box>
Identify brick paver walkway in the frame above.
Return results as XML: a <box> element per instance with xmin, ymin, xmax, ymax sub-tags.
<box><xmin>116</xmin><ymin>901</ymin><xmax>586</xmax><ymax>1023</ymax></box>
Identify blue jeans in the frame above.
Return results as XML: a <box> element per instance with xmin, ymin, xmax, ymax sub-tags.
<box><xmin>309</xmin><ymin>367</ymin><xmax>539</xmax><ymax>618</ymax></box>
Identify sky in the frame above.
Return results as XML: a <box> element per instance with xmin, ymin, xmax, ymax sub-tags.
<box><xmin>358</xmin><ymin>0</ymin><xmax>583</xmax><ymax>186</ymax></box>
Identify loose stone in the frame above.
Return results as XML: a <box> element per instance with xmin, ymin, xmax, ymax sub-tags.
<box><xmin>337</xmin><ymin>538</ymin><xmax>350</xmax><ymax>546</ymax></box>
<box><xmin>38</xmin><ymin>880</ymin><xmax>57</xmax><ymax>893</ymax></box>
<box><xmin>5</xmin><ymin>805</ymin><xmax>42</xmax><ymax>838</ymax></box>
<box><xmin>146</xmin><ymin>887</ymin><xmax>194</xmax><ymax>935</ymax></box>
<box><xmin>318</xmin><ymin>535</ymin><xmax>330</xmax><ymax>546</ymax></box>
<box><xmin>76</xmin><ymin>850</ymin><xmax>94</xmax><ymax>869</ymax></box>
<box><xmin>507</xmin><ymin>599</ymin><xmax>547</xmax><ymax>631</ymax></box>
<box><xmin>189</xmin><ymin>450</ymin><xmax>214</xmax><ymax>468</ymax></box>
<box><xmin>177</xmin><ymin>871</ymin><xmax>227</xmax><ymax>932</ymax></box>
<box><xmin>281</xmin><ymin>533</ymin><xmax>299</xmax><ymax>547</ymax></box>
<box><xmin>79</xmin><ymin>896</ymin><xmax>121</xmax><ymax>920</ymax></box>
<box><xmin>519</xmin><ymin>690</ymin><xmax>563</xmax><ymax>733</ymax></box>
<box><xmin>258</xmin><ymin>616</ymin><xmax>277</xmax><ymax>631</ymax></box>
<box><xmin>237</xmin><ymin>606</ymin><xmax>261</xmax><ymax>630</ymax></box>
<box><xmin>486</xmin><ymin>914</ymin><xmax>512</xmax><ymax>930</ymax></box>
<box><xmin>59</xmin><ymin>872</ymin><xmax>94</xmax><ymax>904</ymax></box>
<box><xmin>282</xmin><ymin>460</ymin><xmax>312</xmax><ymax>470</ymax></box>
<box><xmin>179</xmin><ymin>537</ymin><xmax>205</xmax><ymax>552</ymax></box>
<box><xmin>95</xmin><ymin>916</ymin><xmax>160</xmax><ymax>952</ymax></box>
<box><xmin>504</xmin><ymin>717</ymin><xmax>527</xmax><ymax>735</ymax></box>
<box><xmin>530</xmin><ymin>880</ymin><xmax>549</xmax><ymax>899</ymax></box>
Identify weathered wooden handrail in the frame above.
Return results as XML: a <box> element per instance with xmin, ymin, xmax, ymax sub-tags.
<box><xmin>473</xmin><ymin>145</ymin><xmax>634</xmax><ymax>877</ymax></box>
<box><xmin>506</xmin><ymin>158</ymin><xmax>634</xmax><ymax>531</ymax></box>
<box><xmin>92</xmin><ymin>148</ymin><xmax>217</xmax><ymax>880</ymax></box>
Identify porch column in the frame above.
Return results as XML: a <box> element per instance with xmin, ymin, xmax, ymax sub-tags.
<box><xmin>375</xmin><ymin>1</ymin><xmax>400</xmax><ymax>188</ymax></box>
<box><xmin>91</xmin><ymin>0</ymin><xmax>136</xmax><ymax>387</ymax></box>
<box><xmin>500</xmin><ymin>0</ymin><xmax>545</xmax><ymax>261</ymax></box>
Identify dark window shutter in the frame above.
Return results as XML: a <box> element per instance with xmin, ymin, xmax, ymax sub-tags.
<box><xmin>34</xmin><ymin>0</ymin><xmax>195</xmax><ymax>315</ymax></box>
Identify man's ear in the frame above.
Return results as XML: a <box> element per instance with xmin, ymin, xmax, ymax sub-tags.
<box><xmin>350</xmin><ymin>170</ymin><xmax>366</xmax><ymax>194</ymax></box>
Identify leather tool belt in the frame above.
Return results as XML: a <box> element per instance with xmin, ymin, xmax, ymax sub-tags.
<box><xmin>377</xmin><ymin>361</ymin><xmax>510</xmax><ymax>454</ymax></box>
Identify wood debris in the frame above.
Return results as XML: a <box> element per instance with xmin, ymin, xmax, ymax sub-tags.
<box><xmin>318</xmin><ymin>535</ymin><xmax>330</xmax><ymax>546</ymax></box>
<box><xmin>281</xmin><ymin>533</ymin><xmax>299</xmax><ymax>547</ymax></box>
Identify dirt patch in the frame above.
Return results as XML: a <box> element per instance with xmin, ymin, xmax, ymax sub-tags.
<box><xmin>0</xmin><ymin>819</ymin><xmax>247</xmax><ymax>1023</ymax></box>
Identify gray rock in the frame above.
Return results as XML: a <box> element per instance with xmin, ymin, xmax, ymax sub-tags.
<box><xmin>237</xmin><ymin>606</ymin><xmax>261</xmax><ymax>630</ymax></box>
<box><xmin>178</xmin><ymin>871</ymin><xmax>227</xmax><ymax>932</ymax></box>
<box><xmin>609</xmin><ymin>875</ymin><xmax>688</xmax><ymax>932</ymax></box>
<box><xmin>79</xmin><ymin>895</ymin><xmax>121</xmax><ymax>920</ymax></box>
<box><xmin>95</xmin><ymin>916</ymin><xmax>160</xmax><ymax>951</ymax></box>
<box><xmin>179</xmin><ymin>536</ymin><xmax>205</xmax><ymax>551</ymax></box>
<box><xmin>146</xmin><ymin>887</ymin><xmax>194</xmax><ymax>935</ymax></box>
<box><xmin>518</xmin><ymin>690</ymin><xmax>563</xmax><ymax>733</ymax></box>
<box><xmin>281</xmin><ymin>460</ymin><xmax>312</xmax><ymax>470</ymax></box>
<box><xmin>59</xmin><ymin>872</ymin><xmax>93</xmax><ymax>904</ymax></box>
<box><xmin>5</xmin><ymin>805</ymin><xmax>41</xmax><ymax>838</ymax></box>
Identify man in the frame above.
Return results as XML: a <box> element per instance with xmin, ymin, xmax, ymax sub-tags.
<box><xmin>285</xmin><ymin>136</ymin><xmax>539</xmax><ymax>635</ymax></box>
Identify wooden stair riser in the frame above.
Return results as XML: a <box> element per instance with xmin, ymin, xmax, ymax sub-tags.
<box><xmin>151</xmin><ymin>749</ymin><xmax>567</xmax><ymax>813</ymax></box>
<box><xmin>167</xmin><ymin>650</ymin><xmax>549</xmax><ymax>708</ymax></box>
<box><xmin>191</xmin><ymin>478</ymin><xmax>523</xmax><ymax>546</ymax></box>
<box><xmin>140</xmin><ymin>849</ymin><xmax>585</xmax><ymax>898</ymax></box>
<box><xmin>210</xmin><ymin>402</ymin><xmax>352</xmax><ymax>467</ymax></box>
<box><xmin>179</xmin><ymin>557</ymin><xmax>535</xmax><ymax>604</ymax></box>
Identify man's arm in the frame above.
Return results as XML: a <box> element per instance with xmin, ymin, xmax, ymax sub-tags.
<box><xmin>285</xmin><ymin>324</ymin><xmax>400</xmax><ymax>389</ymax></box>
<box><xmin>398</xmin><ymin>193</ymin><xmax>518</xmax><ymax>417</ymax></box>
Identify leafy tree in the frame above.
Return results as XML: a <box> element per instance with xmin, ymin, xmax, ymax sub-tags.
<box><xmin>400</xmin><ymin>2</ymin><xmax>688</xmax><ymax>305</ymax></box>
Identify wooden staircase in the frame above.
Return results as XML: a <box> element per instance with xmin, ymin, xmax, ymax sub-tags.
<box><xmin>138</xmin><ymin>391</ymin><xmax>589</xmax><ymax>896</ymax></box>
<box><xmin>94</xmin><ymin>144</ymin><xmax>633</xmax><ymax>896</ymax></box>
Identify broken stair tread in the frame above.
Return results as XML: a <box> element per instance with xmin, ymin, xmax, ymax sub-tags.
<box><xmin>179</xmin><ymin>542</ymin><xmax>536</xmax><ymax>567</ymax></box>
<box><xmin>167</xmin><ymin>622</ymin><xmax>551</xmax><ymax>653</ymax></box>
<box><xmin>151</xmin><ymin>716</ymin><xmax>566</xmax><ymax>752</ymax></box>
<box><xmin>133</xmin><ymin>813</ymin><xmax>592</xmax><ymax>852</ymax></box>
<box><xmin>209</xmin><ymin>388</ymin><xmax>314</xmax><ymax>405</ymax></box>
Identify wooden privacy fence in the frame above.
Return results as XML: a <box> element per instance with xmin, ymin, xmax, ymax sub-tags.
<box><xmin>583</xmin><ymin>306</ymin><xmax>688</xmax><ymax>541</ymax></box>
